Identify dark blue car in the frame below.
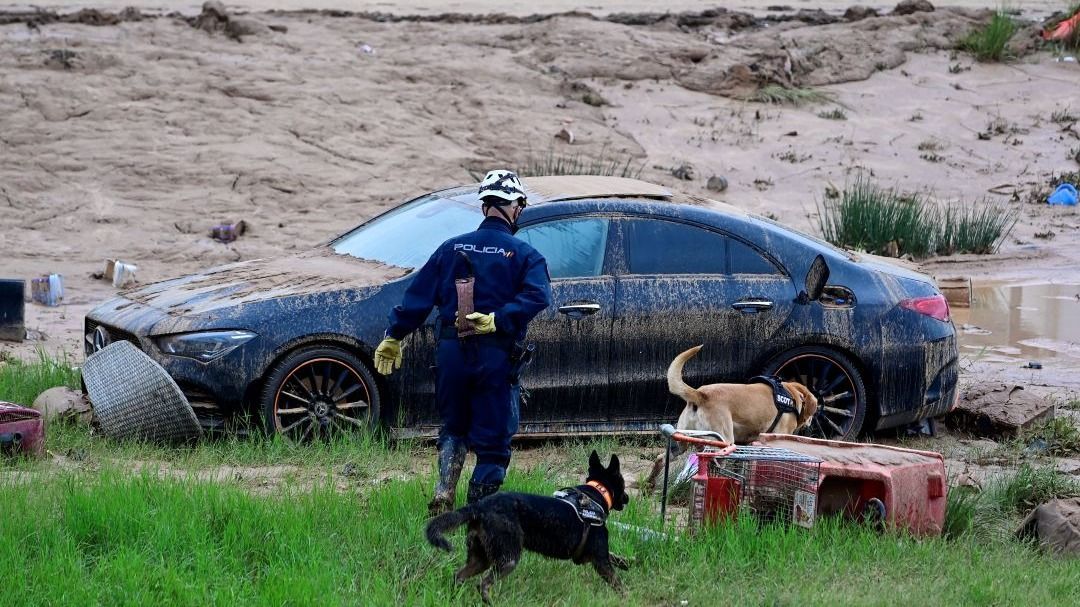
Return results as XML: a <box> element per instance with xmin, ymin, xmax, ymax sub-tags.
<box><xmin>84</xmin><ymin>176</ymin><xmax>958</xmax><ymax>441</ymax></box>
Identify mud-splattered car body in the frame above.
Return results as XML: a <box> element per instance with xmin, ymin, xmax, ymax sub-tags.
<box><xmin>85</xmin><ymin>176</ymin><xmax>958</xmax><ymax>439</ymax></box>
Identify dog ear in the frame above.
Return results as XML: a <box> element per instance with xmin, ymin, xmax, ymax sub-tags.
<box><xmin>608</xmin><ymin>453</ymin><xmax>621</xmax><ymax>472</ymax></box>
<box><xmin>589</xmin><ymin>450</ymin><xmax>602</xmax><ymax>472</ymax></box>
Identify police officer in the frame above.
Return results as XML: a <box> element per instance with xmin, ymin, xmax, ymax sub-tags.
<box><xmin>373</xmin><ymin>170</ymin><xmax>552</xmax><ymax>515</ymax></box>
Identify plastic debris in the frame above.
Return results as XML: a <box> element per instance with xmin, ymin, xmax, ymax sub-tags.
<box><xmin>0</xmin><ymin>402</ymin><xmax>45</xmax><ymax>457</ymax></box>
<box><xmin>358</xmin><ymin>43</ymin><xmax>375</xmax><ymax>55</ymax></box>
<box><xmin>30</xmin><ymin>273</ymin><xmax>63</xmax><ymax>306</ymax></box>
<box><xmin>1023</xmin><ymin>361</ymin><xmax>1043</xmax><ymax>369</ymax></box>
<box><xmin>211</xmin><ymin>220</ymin><xmax>247</xmax><ymax>243</ymax></box>
<box><xmin>1048</xmin><ymin>183</ymin><xmax>1078</xmax><ymax>206</ymax></box>
<box><xmin>101</xmin><ymin>259</ymin><xmax>138</xmax><ymax>288</ymax></box>
<box><xmin>706</xmin><ymin>175</ymin><xmax>728</xmax><ymax>192</ymax></box>
<box><xmin>1043</xmin><ymin>12</ymin><xmax>1080</xmax><ymax>42</ymax></box>
<box><xmin>554</xmin><ymin>127</ymin><xmax>574</xmax><ymax>144</ymax></box>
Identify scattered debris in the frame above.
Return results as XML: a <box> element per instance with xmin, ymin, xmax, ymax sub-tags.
<box><xmin>44</xmin><ymin>49</ymin><xmax>78</xmax><ymax>70</ymax></box>
<box><xmin>844</xmin><ymin>6</ymin><xmax>880</xmax><ymax>22</ymax></box>
<box><xmin>30</xmin><ymin>274</ymin><xmax>63</xmax><ymax>307</ymax></box>
<box><xmin>211</xmin><ymin>220</ymin><xmax>248</xmax><ymax>243</ymax></box>
<box><xmin>1047</xmin><ymin>183</ymin><xmax>1078</xmax><ymax>206</ymax></box>
<box><xmin>1042</xmin><ymin>10</ymin><xmax>1080</xmax><ymax>42</ymax></box>
<box><xmin>1017</xmin><ymin>498</ymin><xmax>1080</xmax><ymax>554</ymax></box>
<box><xmin>671</xmin><ymin>163</ymin><xmax>695</xmax><ymax>181</ymax></box>
<box><xmin>0</xmin><ymin>402</ymin><xmax>45</xmax><ymax>457</ymax></box>
<box><xmin>358</xmin><ymin>43</ymin><xmax>376</xmax><ymax>55</ymax></box>
<box><xmin>192</xmin><ymin>1</ymin><xmax>274</xmax><ymax>41</ymax></box>
<box><xmin>82</xmin><ymin>341</ymin><xmax>203</xmax><ymax>444</ymax></box>
<box><xmin>0</xmin><ymin>279</ymin><xmax>24</xmax><ymax>342</ymax></box>
<box><xmin>1023</xmin><ymin>361</ymin><xmax>1044</xmax><ymax>370</ymax></box>
<box><xmin>32</xmin><ymin>387</ymin><xmax>93</xmax><ymax>426</ymax></box>
<box><xmin>96</xmin><ymin>259</ymin><xmax>139</xmax><ymax>288</ymax></box>
<box><xmin>706</xmin><ymin>175</ymin><xmax>728</xmax><ymax>193</ymax></box>
<box><xmin>936</xmin><ymin>276</ymin><xmax>971</xmax><ymax>307</ymax></box>
<box><xmin>946</xmin><ymin>384</ymin><xmax>1055</xmax><ymax>438</ymax></box>
<box><xmin>893</xmin><ymin>0</ymin><xmax>935</xmax><ymax>16</ymax></box>
<box><xmin>554</xmin><ymin>127</ymin><xmax>574</xmax><ymax>144</ymax></box>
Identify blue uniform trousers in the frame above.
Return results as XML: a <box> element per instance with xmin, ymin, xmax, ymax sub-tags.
<box><xmin>435</xmin><ymin>337</ymin><xmax>519</xmax><ymax>485</ymax></box>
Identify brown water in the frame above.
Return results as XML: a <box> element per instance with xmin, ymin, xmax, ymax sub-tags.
<box><xmin>952</xmin><ymin>283</ymin><xmax>1080</xmax><ymax>366</ymax></box>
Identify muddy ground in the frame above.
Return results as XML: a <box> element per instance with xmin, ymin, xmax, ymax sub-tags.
<box><xmin>1</xmin><ymin>2</ymin><xmax>1079</xmax><ymax>485</ymax></box>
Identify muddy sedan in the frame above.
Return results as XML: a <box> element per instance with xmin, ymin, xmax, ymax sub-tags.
<box><xmin>84</xmin><ymin>176</ymin><xmax>958</xmax><ymax>441</ymax></box>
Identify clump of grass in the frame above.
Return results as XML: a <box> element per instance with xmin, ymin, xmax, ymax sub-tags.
<box><xmin>752</xmin><ymin>85</ymin><xmax>835</xmax><ymax>107</ymax></box>
<box><xmin>1050</xmin><ymin>106</ymin><xmax>1077</xmax><ymax>124</ymax></box>
<box><xmin>945</xmin><ymin>465</ymin><xmax>1080</xmax><ymax>543</ymax></box>
<box><xmin>960</xmin><ymin>11</ymin><xmax>1018</xmax><ymax>61</ymax></box>
<box><xmin>0</xmin><ymin>350</ymin><xmax>81</xmax><ymax>406</ymax></box>
<box><xmin>816</xmin><ymin>108</ymin><xmax>847</xmax><ymax>120</ymax></box>
<box><xmin>987</xmin><ymin>464</ymin><xmax>1080</xmax><ymax>515</ymax></box>
<box><xmin>817</xmin><ymin>176</ymin><xmax>935</xmax><ymax>257</ymax></box>
<box><xmin>818</xmin><ymin>176</ymin><xmax>1018</xmax><ymax>258</ymax></box>
<box><xmin>935</xmin><ymin>199</ymin><xmax>1018</xmax><ymax>255</ymax></box>
<box><xmin>1023</xmin><ymin>417</ymin><xmax>1080</xmax><ymax>456</ymax></box>
<box><xmin>469</xmin><ymin>147</ymin><xmax>644</xmax><ymax>181</ymax></box>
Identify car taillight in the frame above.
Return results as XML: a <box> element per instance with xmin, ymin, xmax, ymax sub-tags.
<box><xmin>900</xmin><ymin>294</ymin><xmax>950</xmax><ymax>322</ymax></box>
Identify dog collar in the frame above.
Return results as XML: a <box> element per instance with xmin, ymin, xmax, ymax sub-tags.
<box><xmin>586</xmin><ymin>480</ymin><xmax>613</xmax><ymax>510</ymax></box>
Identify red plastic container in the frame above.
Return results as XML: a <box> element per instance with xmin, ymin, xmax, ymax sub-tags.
<box><xmin>756</xmin><ymin>434</ymin><xmax>946</xmax><ymax>536</ymax></box>
<box><xmin>0</xmin><ymin>402</ymin><xmax>45</xmax><ymax>457</ymax></box>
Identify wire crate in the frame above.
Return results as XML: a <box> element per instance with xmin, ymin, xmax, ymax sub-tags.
<box><xmin>658</xmin><ymin>425</ymin><xmax>822</xmax><ymax>531</ymax></box>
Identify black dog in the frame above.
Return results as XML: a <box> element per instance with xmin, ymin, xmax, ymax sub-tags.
<box><xmin>425</xmin><ymin>451</ymin><xmax>630</xmax><ymax>602</ymax></box>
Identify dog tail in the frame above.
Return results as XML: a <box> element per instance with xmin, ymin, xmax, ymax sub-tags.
<box><xmin>425</xmin><ymin>508</ymin><xmax>472</xmax><ymax>552</ymax></box>
<box><xmin>667</xmin><ymin>345</ymin><xmax>705</xmax><ymax>404</ymax></box>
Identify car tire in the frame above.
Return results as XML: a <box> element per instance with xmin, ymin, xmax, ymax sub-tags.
<box><xmin>259</xmin><ymin>345</ymin><xmax>381</xmax><ymax>441</ymax></box>
<box><xmin>762</xmin><ymin>346</ymin><xmax>867</xmax><ymax>441</ymax></box>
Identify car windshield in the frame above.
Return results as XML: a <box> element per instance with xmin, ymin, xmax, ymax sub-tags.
<box><xmin>331</xmin><ymin>195</ymin><xmax>481</xmax><ymax>269</ymax></box>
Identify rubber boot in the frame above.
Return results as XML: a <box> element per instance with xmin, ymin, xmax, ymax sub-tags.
<box><xmin>428</xmin><ymin>438</ymin><xmax>466</xmax><ymax>517</ymax></box>
<box><xmin>466</xmin><ymin>480</ymin><xmax>501</xmax><ymax>505</ymax></box>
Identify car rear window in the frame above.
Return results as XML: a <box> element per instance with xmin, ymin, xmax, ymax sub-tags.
<box><xmin>624</xmin><ymin>219</ymin><xmax>779</xmax><ymax>275</ymax></box>
<box><xmin>331</xmin><ymin>195</ymin><xmax>481</xmax><ymax>269</ymax></box>
<box><xmin>624</xmin><ymin>219</ymin><xmax>727</xmax><ymax>275</ymax></box>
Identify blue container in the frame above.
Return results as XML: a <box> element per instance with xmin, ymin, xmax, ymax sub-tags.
<box><xmin>0</xmin><ymin>279</ymin><xmax>25</xmax><ymax>341</ymax></box>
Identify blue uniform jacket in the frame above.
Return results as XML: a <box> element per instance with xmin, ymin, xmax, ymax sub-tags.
<box><xmin>386</xmin><ymin>217</ymin><xmax>552</xmax><ymax>343</ymax></box>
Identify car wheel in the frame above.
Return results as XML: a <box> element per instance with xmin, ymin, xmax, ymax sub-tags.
<box><xmin>260</xmin><ymin>345</ymin><xmax>381</xmax><ymax>441</ymax></box>
<box><xmin>762</xmin><ymin>346</ymin><xmax>867</xmax><ymax>441</ymax></box>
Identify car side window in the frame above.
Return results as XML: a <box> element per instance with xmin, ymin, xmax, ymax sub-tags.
<box><xmin>624</xmin><ymin>219</ymin><xmax>727</xmax><ymax>275</ymax></box>
<box><xmin>517</xmin><ymin>218</ymin><xmax>609</xmax><ymax>279</ymax></box>
<box><xmin>728</xmin><ymin>238</ymin><xmax>781</xmax><ymax>275</ymax></box>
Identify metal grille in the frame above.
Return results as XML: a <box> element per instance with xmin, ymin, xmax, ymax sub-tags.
<box><xmin>82</xmin><ymin>340</ymin><xmax>202</xmax><ymax>443</ymax></box>
<box><xmin>689</xmin><ymin>445</ymin><xmax>821</xmax><ymax>531</ymax></box>
<box><xmin>84</xmin><ymin>319</ymin><xmax>142</xmax><ymax>356</ymax></box>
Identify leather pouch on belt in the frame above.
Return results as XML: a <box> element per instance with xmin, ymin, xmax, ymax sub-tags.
<box><xmin>455</xmin><ymin>277</ymin><xmax>478</xmax><ymax>338</ymax></box>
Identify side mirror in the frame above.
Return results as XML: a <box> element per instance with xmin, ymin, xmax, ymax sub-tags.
<box><xmin>798</xmin><ymin>255</ymin><xmax>830</xmax><ymax>304</ymax></box>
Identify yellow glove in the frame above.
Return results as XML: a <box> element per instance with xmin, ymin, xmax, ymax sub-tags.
<box><xmin>374</xmin><ymin>337</ymin><xmax>402</xmax><ymax>375</ymax></box>
<box><xmin>465</xmin><ymin>312</ymin><xmax>496</xmax><ymax>335</ymax></box>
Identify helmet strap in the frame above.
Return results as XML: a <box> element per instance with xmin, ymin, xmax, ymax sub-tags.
<box><xmin>490</xmin><ymin>203</ymin><xmax>519</xmax><ymax>234</ymax></box>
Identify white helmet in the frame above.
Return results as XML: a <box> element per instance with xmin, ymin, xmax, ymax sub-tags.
<box><xmin>478</xmin><ymin>169</ymin><xmax>527</xmax><ymax>206</ymax></box>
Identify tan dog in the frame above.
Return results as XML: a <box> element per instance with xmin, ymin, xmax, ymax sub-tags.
<box><xmin>640</xmin><ymin>345</ymin><xmax>819</xmax><ymax>494</ymax></box>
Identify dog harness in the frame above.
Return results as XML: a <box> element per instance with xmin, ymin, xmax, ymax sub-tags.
<box><xmin>748</xmin><ymin>375</ymin><xmax>801</xmax><ymax>433</ymax></box>
<box><xmin>553</xmin><ymin>481</ymin><xmax>611</xmax><ymax>562</ymax></box>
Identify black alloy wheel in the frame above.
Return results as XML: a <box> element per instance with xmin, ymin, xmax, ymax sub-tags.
<box><xmin>763</xmin><ymin>346</ymin><xmax>867</xmax><ymax>441</ymax></box>
<box><xmin>260</xmin><ymin>345</ymin><xmax>381</xmax><ymax>441</ymax></box>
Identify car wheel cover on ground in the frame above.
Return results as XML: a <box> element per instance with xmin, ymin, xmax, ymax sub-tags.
<box><xmin>82</xmin><ymin>340</ymin><xmax>203</xmax><ymax>443</ymax></box>
<box><xmin>272</xmin><ymin>357</ymin><xmax>372</xmax><ymax>440</ymax></box>
<box><xmin>774</xmin><ymin>353</ymin><xmax>862</xmax><ymax>440</ymax></box>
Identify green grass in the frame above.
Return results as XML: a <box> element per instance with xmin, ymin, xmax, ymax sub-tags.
<box><xmin>817</xmin><ymin>176</ymin><xmax>1018</xmax><ymax>258</ymax></box>
<box><xmin>4</xmin><ymin>468</ymin><xmax>1080</xmax><ymax>606</ymax></box>
<box><xmin>752</xmin><ymin>85</ymin><xmax>835</xmax><ymax>107</ymax></box>
<box><xmin>960</xmin><ymin>11</ymin><xmax>1018</xmax><ymax>61</ymax></box>
<box><xmin>0</xmin><ymin>350</ymin><xmax>81</xmax><ymax>406</ymax></box>
<box><xmin>816</xmin><ymin>107</ymin><xmax>848</xmax><ymax>120</ymax></box>
<box><xmin>470</xmin><ymin>147</ymin><xmax>644</xmax><ymax>181</ymax></box>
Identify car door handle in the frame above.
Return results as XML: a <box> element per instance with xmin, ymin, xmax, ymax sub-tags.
<box><xmin>557</xmin><ymin>303</ymin><xmax>601</xmax><ymax>318</ymax></box>
<box><xmin>731</xmin><ymin>300</ymin><xmax>774</xmax><ymax>312</ymax></box>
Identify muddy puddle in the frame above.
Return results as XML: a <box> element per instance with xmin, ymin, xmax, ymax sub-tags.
<box><xmin>953</xmin><ymin>283</ymin><xmax>1080</xmax><ymax>368</ymax></box>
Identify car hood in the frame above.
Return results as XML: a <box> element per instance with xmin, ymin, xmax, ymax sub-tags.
<box><xmin>120</xmin><ymin>249</ymin><xmax>411</xmax><ymax>317</ymax></box>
